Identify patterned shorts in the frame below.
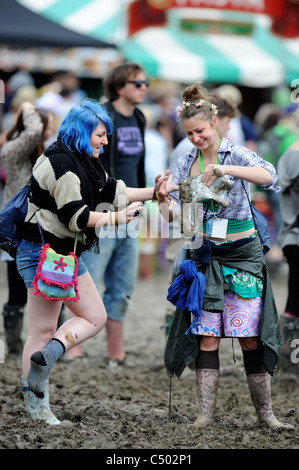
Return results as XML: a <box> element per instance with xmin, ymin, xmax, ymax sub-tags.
<box><xmin>191</xmin><ymin>290</ymin><xmax>262</xmax><ymax>337</ymax></box>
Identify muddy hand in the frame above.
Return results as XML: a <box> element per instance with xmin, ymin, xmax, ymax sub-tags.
<box><xmin>202</xmin><ymin>164</ymin><xmax>222</xmax><ymax>187</ymax></box>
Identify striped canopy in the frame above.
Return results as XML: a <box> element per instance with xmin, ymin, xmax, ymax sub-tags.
<box><xmin>15</xmin><ymin>0</ymin><xmax>299</xmax><ymax>87</ymax></box>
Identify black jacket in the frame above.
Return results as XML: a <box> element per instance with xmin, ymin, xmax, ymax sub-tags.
<box><xmin>23</xmin><ymin>140</ymin><xmax>118</xmax><ymax>256</ymax></box>
<box><xmin>100</xmin><ymin>101</ymin><xmax>146</xmax><ymax>188</ymax></box>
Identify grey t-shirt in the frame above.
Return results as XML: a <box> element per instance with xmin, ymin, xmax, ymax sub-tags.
<box><xmin>277</xmin><ymin>147</ymin><xmax>299</xmax><ymax>248</ymax></box>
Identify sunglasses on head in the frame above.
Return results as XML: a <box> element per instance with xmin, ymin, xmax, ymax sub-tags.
<box><xmin>126</xmin><ymin>79</ymin><xmax>150</xmax><ymax>88</ymax></box>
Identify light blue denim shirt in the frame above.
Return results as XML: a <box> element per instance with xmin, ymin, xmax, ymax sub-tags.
<box><xmin>170</xmin><ymin>137</ymin><xmax>280</xmax><ymax>221</ymax></box>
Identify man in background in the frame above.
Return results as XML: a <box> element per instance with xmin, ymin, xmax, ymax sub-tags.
<box><xmin>82</xmin><ymin>62</ymin><xmax>148</xmax><ymax>366</ymax></box>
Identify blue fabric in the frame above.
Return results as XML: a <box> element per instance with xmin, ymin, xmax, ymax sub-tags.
<box><xmin>167</xmin><ymin>259</ymin><xmax>205</xmax><ymax>334</ymax></box>
<box><xmin>0</xmin><ymin>182</ymin><xmax>30</xmax><ymax>258</ymax></box>
<box><xmin>250</xmin><ymin>203</ymin><xmax>271</xmax><ymax>255</ymax></box>
<box><xmin>241</xmin><ymin>180</ymin><xmax>271</xmax><ymax>255</ymax></box>
<box><xmin>192</xmin><ymin>235</ymin><xmax>253</xmax><ymax>264</ymax></box>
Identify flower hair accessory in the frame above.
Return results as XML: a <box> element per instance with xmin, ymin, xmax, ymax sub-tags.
<box><xmin>177</xmin><ymin>100</ymin><xmax>218</xmax><ymax>117</ymax></box>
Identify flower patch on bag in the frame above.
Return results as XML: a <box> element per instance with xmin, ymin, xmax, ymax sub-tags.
<box><xmin>33</xmin><ymin>244</ymin><xmax>79</xmax><ymax>302</ymax></box>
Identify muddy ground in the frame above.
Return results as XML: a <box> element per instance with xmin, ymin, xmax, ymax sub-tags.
<box><xmin>0</xmin><ymin>253</ymin><xmax>299</xmax><ymax>453</ymax></box>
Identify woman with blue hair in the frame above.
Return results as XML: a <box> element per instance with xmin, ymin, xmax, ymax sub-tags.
<box><xmin>58</xmin><ymin>98</ymin><xmax>113</xmax><ymax>156</ymax></box>
<box><xmin>16</xmin><ymin>99</ymin><xmax>168</xmax><ymax>424</ymax></box>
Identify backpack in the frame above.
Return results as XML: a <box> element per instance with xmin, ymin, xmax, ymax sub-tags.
<box><xmin>0</xmin><ymin>182</ymin><xmax>30</xmax><ymax>259</ymax></box>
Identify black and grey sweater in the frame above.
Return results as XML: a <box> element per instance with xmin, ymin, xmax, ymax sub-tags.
<box><xmin>22</xmin><ymin>139</ymin><xmax>128</xmax><ymax>256</ymax></box>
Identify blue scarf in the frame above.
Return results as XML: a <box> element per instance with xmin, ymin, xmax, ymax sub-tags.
<box><xmin>167</xmin><ymin>259</ymin><xmax>205</xmax><ymax>335</ymax></box>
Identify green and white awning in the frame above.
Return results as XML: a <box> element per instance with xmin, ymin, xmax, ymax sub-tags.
<box><xmin>15</xmin><ymin>1</ymin><xmax>299</xmax><ymax>87</ymax></box>
<box><xmin>119</xmin><ymin>9</ymin><xmax>299</xmax><ymax>87</ymax></box>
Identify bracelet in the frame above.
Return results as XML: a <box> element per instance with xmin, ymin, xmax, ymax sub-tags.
<box><xmin>169</xmin><ymin>200</ymin><xmax>176</xmax><ymax>210</ymax></box>
<box><xmin>107</xmin><ymin>210</ymin><xmax>118</xmax><ymax>230</ymax></box>
<box><xmin>110</xmin><ymin>211</ymin><xmax>115</xmax><ymax>226</ymax></box>
<box><xmin>152</xmin><ymin>187</ymin><xmax>157</xmax><ymax>202</ymax></box>
<box><xmin>114</xmin><ymin>211</ymin><xmax>119</xmax><ymax>228</ymax></box>
<box><xmin>107</xmin><ymin>211</ymin><xmax>115</xmax><ymax>226</ymax></box>
<box><xmin>157</xmin><ymin>193</ymin><xmax>171</xmax><ymax>202</ymax></box>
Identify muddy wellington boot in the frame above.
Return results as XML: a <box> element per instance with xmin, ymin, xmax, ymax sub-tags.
<box><xmin>246</xmin><ymin>373</ymin><xmax>294</xmax><ymax>429</ymax></box>
<box><xmin>21</xmin><ymin>376</ymin><xmax>60</xmax><ymax>425</ymax></box>
<box><xmin>194</xmin><ymin>368</ymin><xmax>220</xmax><ymax>428</ymax></box>
<box><xmin>2</xmin><ymin>303</ymin><xmax>24</xmax><ymax>357</ymax></box>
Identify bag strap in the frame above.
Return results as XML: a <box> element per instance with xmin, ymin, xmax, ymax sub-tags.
<box><xmin>73</xmin><ymin>231</ymin><xmax>79</xmax><ymax>253</ymax></box>
<box><xmin>34</xmin><ymin>212</ymin><xmax>45</xmax><ymax>245</ymax></box>
<box><xmin>34</xmin><ymin>213</ymin><xmax>79</xmax><ymax>254</ymax></box>
<box><xmin>241</xmin><ymin>180</ymin><xmax>257</xmax><ymax>228</ymax></box>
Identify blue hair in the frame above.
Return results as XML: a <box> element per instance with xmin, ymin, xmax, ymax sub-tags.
<box><xmin>58</xmin><ymin>99</ymin><xmax>113</xmax><ymax>156</ymax></box>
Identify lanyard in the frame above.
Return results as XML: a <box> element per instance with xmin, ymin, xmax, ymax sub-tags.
<box><xmin>198</xmin><ymin>136</ymin><xmax>222</xmax><ymax>172</ymax></box>
<box><xmin>198</xmin><ymin>152</ymin><xmax>220</xmax><ymax>173</ymax></box>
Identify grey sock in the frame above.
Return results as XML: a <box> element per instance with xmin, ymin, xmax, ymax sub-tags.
<box><xmin>28</xmin><ymin>339</ymin><xmax>65</xmax><ymax>397</ymax></box>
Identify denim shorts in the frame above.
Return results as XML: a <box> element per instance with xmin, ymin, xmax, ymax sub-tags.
<box><xmin>16</xmin><ymin>239</ymin><xmax>87</xmax><ymax>288</ymax></box>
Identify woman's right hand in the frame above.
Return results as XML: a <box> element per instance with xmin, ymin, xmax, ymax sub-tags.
<box><xmin>116</xmin><ymin>201</ymin><xmax>144</xmax><ymax>225</ymax></box>
<box><xmin>155</xmin><ymin>171</ymin><xmax>169</xmax><ymax>201</ymax></box>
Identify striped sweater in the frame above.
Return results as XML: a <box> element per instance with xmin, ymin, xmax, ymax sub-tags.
<box><xmin>22</xmin><ymin>140</ymin><xmax>128</xmax><ymax>256</ymax></box>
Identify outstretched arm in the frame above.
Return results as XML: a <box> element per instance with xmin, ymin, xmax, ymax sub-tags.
<box><xmin>154</xmin><ymin>171</ymin><xmax>178</xmax><ymax>223</ymax></box>
<box><xmin>125</xmin><ymin>170</ymin><xmax>171</xmax><ymax>203</ymax></box>
<box><xmin>87</xmin><ymin>201</ymin><xmax>144</xmax><ymax>228</ymax></box>
<box><xmin>201</xmin><ymin>164</ymin><xmax>273</xmax><ymax>187</ymax></box>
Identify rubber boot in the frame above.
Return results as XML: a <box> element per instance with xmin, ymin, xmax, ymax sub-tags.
<box><xmin>194</xmin><ymin>368</ymin><xmax>220</xmax><ymax>428</ymax></box>
<box><xmin>246</xmin><ymin>373</ymin><xmax>294</xmax><ymax>429</ymax></box>
<box><xmin>277</xmin><ymin>315</ymin><xmax>299</xmax><ymax>383</ymax></box>
<box><xmin>3</xmin><ymin>303</ymin><xmax>24</xmax><ymax>357</ymax></box>
<box><xmin>21</xmin><ymin>376</ymin><xmax>60</xmax><ymax>425</ymax></box>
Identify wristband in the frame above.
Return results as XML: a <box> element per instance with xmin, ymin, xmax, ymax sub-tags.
<box><xmin>114</xmin><ymin>212</ymin><xmax>119</xmax><ymax>227</ymax></box>
<box><xmin>152</xmin><ymin>187</ymin><xmax>157</xmax><ymax>202</ymax></box>
<box><xmin>107</xmin><ymin>211</ymin><xmax>111</xmax><ymax>226</ymax></box>
<box><xmin>157</xmin><ymin>193</ymin><xmax>171</xmax><ymax>202</ymax></box>
<box><xmin>110</xmin><ymin>211</ymin><xmax>115</xmax><ymax>226</ymax></box>
<box><xmin>169</xmin><ymin>200</ymin><xmax>176</xmax><ymax>210</ymax></box>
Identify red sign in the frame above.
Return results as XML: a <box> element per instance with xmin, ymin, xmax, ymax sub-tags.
<box><xmin>149</xmin><ymin>0</ymin><xmax>278</xmax><ymax>14</ymax></box>
<box><xmin>128</xmin><ymin>0</ymin><xmax>299</xmax><ymax>38</ymax></box>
